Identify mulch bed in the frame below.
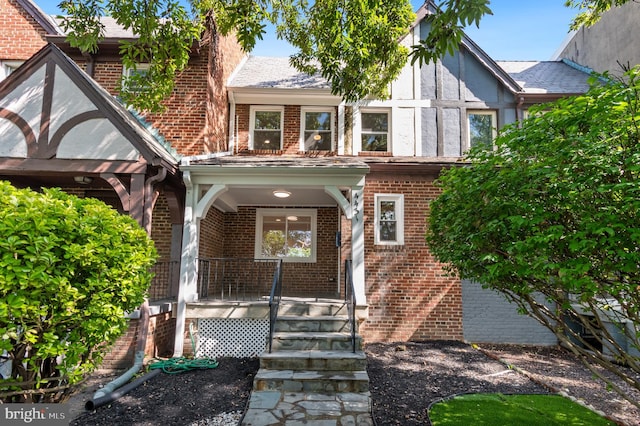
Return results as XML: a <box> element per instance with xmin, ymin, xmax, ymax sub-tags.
<box><xmin>69</xmin><ymin>341</ymin><xmax>640</xmax><ymax>426</ymax></box>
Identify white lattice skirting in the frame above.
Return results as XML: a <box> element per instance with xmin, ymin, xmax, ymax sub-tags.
<box><xmin>196</xmin><ymin>318</ymin><xmax>269</xmax><ymax>358</ymax></box>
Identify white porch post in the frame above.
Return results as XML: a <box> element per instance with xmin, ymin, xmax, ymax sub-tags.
<box><xmin>351</xmin><ymin>185</ymin><xmax>366</xmax><ymax>305</ymax></box>
<box><xmin>173</xmin><ymin>172</ymin><xmax>200</xmax><ymax>357</ymax></box>
<box><xmin>174</xmin><ymin>179</ymin><xmax>229</xmax><ymax>357</ymax></box>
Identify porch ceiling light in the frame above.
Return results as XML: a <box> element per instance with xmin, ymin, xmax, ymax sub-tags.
<box><xmin>273</xmin><ymin>190</ymin><xmax>291</xmax><ymax>198</ymax></box>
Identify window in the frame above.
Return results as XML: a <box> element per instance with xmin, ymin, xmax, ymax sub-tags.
<box><xmin>374</xmin><ymin>194</ymin><xmax>404</xmax><ymax>245</ymax></box>
<box><xmin>0</xmin><ymin>61</ymin><xmax>23</xmax><ymax>81</ymax></box>
<box><xmin>467</xmin><ymin>110</ymin><xmax>497</xmax><ymax>148</ymax></box>
<box><xmin>250</xmin><ymin>107</ymin><xmax>283</xmax><ymax>150</ymax></box>
<box><xmin>301</xmin><ymin>109</ymin><xmax>334</xmax><ymax>151</ymax></box>
<box><xmin>361</xmin><ymin>111</ymin><xmax>390</xmax><ymax>152</ymax></box>
<box><xmin>122</xmin><ymin>63</ymin><xmax>150</xmax><ymax>92</ymax></box>
<box><xmin>255</xmin><ymin>209</ymin><xmax>317</xmax><ymax>262</ymax></box>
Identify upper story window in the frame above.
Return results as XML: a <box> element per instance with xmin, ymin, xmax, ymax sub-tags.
<box><xmin>250</xmin><ymin>106</ymin><xmax>284</xmax><ymax>150</ymax></box>
<box><xmin>361</xmin><ymin>110</ymin><xmax>390</xmax><ymax>152</ymax></box>
<box><xmin>301</xmin><ymin>108</ymin><xmax>334</xmax><ymax>151</ymax></box>
<box><xmin>122</xmin><ymin>63</ymin><xmax>150</xmax><ymax>92</ymax></box>
<box><xmin>374</xmin><ymin>194</ymin><xmax>404</xmax><ymax>245</ymax></box>
<box><xmin>0</xmin><ymin>61</ymin><xmax>24</xmax><ymax>81</ymax></box>
<box><xmin>467</xmin><ymin>110</ymin><xmax>497</xmax><ymax>148</ymax></box>
<box><xmin>255</xmin><ymin>209</ymin><xmax>317</xmax><ymax>262</ymax></box>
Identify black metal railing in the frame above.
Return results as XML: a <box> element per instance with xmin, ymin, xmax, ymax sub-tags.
<box><xmin>268</xmin><ymin>259</ymin><xmax>284</xmax><ymax>353</ymax></box>
<box><xmin>345</xmin><ymin>259</ymin><xmax>356</xmax><ymax>353</ymax></box>
<box><xmin>149</xmin><ymin>260</ymin><xmax>180</xmax><ymax>301</ymax></box>
<box><xmin>197</xmin><ymin>258</ymin><xmax>280</xmax><ymax>300</ymax></box>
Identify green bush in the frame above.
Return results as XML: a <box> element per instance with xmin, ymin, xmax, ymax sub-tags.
<box><xmin>0</xmin><ymin>181</ymin><xmax>157</xmax><ymax>402</ymax></box>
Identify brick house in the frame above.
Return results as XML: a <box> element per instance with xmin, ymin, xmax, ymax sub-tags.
<box><xmin>0</xmin><ymin>0</ymin><xmax>593</xmax><ymax>366</ymax></box>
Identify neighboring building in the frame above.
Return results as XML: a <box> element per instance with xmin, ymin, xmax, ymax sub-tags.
<box><xmin>0</xmin><ymin>0</ymin><xmax>593</xmax><ymax>366</ymax></box>
<box><xmin>553</xmin><ymin>1</ymin><xmax>640</xmax><ymax>74</ymax></box>
<box><xmin>0</xmin><ymin>0</ymin><xmax>244</xmax><ymax>368</ymax></box>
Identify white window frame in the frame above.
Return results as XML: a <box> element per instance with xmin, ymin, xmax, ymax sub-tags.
<box><xmin>299</xmin><ymin>107</ymin><xmax>335</xmax><ymax>151</ymax></box>
<box><xmin>250</xmin><ymin>106</ymin><xmax>284</xmax><ymax>150</ymax></box>
<box><xmin>359</xmin><ymin>109</ymin><xmax>391</xmax><ymax>153</ymax></box>
<box><xmin>467</xmin><ymin>110</ymin><xmax>497</xmax><ymax>149</ymax></box>
<box><xmin>374</xmin><ymin>194</ymin><xmax>404</xmax><ymax>245</ymax></box>
<box><xmin>0</xmin><ymin>61</ymin><xmax>24</xmax><ymax>81</ymax></box>
<box><xmin>255</xmin><ymin>208</ymin><xmax>317</xmax><ymax>263</ymax></box>
<box><xmin>122</xmin><ymin>63</ymin><xmax>150</xmax><ymax>92</ymax></box>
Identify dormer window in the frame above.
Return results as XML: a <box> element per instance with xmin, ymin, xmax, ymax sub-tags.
<box><xmin>250</xmin><ymin>106</ymin><xmax>283</xmax><ymax>150</ymax></box>
<box><xmin>360</xmin><ymin>110</ymin><xmax>390</xmax><ymax>152</ymax></box>
<box><xmin>301</xmin><ymin>108</ymin><xmax>334</xmax><ymax>151</ymax></box>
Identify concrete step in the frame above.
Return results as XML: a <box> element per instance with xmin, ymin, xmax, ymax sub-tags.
<box><xmin>270</xmin><ymin>331</ymin><xmax>362</xmax><ymax>351</ymax></box>
<box><xmin>253</xmin><ymin>369</ymin><xmax>370</xmax><ymax>393</ymax></box>
<box><xmin>260</xmin><ymin>349</ymin><xmax>367</xmax><ymax>371</ymax></box>
<box><xmin>274</xmin><ymin>315</ymin><xmax>353</xmax><ymax>333</ymax></box>
<box><xmin>278</xmin><ymin>301</ymin><xmax>347</xmax><ymax>317</ymax></box>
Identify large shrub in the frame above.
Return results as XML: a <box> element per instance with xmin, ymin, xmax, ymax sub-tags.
<box><xmin>0</xmin><ymin>181</ymin><xmax>157</xmax><ymax>402</ymax></box>
<box><xmin>427</xmin><ymin>68</ymin><xmax>640</xmax><ymax>407</ymax></box>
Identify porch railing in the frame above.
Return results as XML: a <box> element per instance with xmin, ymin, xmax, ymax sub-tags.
<box><xmin>149</xmin><ymin>260</ymin><xmax>180</xmax><ymax>301</ymax></box>
<box><xmin>268</xmin><ymin>259</ymin><xmax>284</xmax><ymax>353</ymax></box>
<box><xmin>197</xmin><ymin>258</ymin><xmax>281</xmax><ymax>301</ymax></box>
<box><xmin>345</xmin><ymin>259</ymin><xmax>356</xmax><ymax>353</ymax></box>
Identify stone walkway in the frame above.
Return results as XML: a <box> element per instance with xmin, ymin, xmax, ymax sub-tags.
<box><xmin>241</xmin><ymin>390</ymin><xmax>373</xmax><ymax>425</ymax></box>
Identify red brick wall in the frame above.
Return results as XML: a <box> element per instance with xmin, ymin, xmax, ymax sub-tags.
<box><xmin>0</xmin><ymin>0</ymin><xmax>48</xmax><ymax>60</ymax></box>
<box><xmin>199</xmin><ymin>206</ymin><xmax>225</xmax><ymax>259</ymax></box>
<box><xmin>205</xmin><ymin>33</ymin><xmax>245</xmax><ymax>153</ymax></box>
<box><xmin>91</xmin><ymin>61</ymin><xmax>122</xmax><ymax>92</ymax></box>
<box><xmin>101</xmin><ymin>313</ymin><xmax>176</xmax><ymax>370</ymax></box>
<box><xmin>150</xmin><ymin>191</ymin><xmax>174</xmax><ymax>260</ymax></box>
<box><xmin>100</xmin><ymin>319</ymin><xmax>139</xmax><ymax>370</ymax></box>
<box><xmin>359</xmin><ymin>169</ymin><xmax>463</xmax><ymax>342</ymax></box>
<box><xmin>73</xmin><ymin>36</ymin><xmax>243</xmax><ymax>158</ymax></box>
<box><xmin>144</xmin><ymin>312</ymin><xmax>176</xmax><ymax>358</ymax></box>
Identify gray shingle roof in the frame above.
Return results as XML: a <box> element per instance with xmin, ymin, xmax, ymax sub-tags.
<box><xmin>228</xmin><ymin>56</ymin><xmax>330</xmax><ymax>89</ymax></box>
<box><xmin>231</xmin><ymin>56</ymin><xmax>592</xmax><ymax>96</ymax></box>
<box><xmin>496</xmin><ymin>60</ymin><xmax>592</xmax><ymax>94</ymax></box>
<box><xmin>52</xmin><ymin>16</ymin><xmax>136</xmax><ymax>39</ymax></box>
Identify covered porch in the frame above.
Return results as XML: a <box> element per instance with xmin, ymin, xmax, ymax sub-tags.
<box><xmin>172</xmin><ymin>155</ymin><xmax>369</xmax><ymax>356</ymax></box>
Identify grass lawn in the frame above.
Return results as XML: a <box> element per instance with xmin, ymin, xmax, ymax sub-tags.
<box><xmin>428</xmin><ymin>393</ymin><xmax>615</xmax><ymax>425</ymax></box>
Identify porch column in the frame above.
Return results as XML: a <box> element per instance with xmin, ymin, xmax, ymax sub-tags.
<box><xmin>351</xmin><ymin>185</ymin><xmax>366</xmax><ymax>305</ymax></box>
<box><xmin>174</xmin><ymin>179</ymin><xmax>229</xmax><ymax>357</ymax></box>
<box><xmin>174</xmin><ymin>172</ymin><xmax>200</xmax><ymax>357</ymax></box>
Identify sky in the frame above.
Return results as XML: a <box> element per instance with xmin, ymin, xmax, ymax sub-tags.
<box><xmin>35</xmin><ymin>0</ymin><xmax>579</xmax><ymax>61</ymax></box>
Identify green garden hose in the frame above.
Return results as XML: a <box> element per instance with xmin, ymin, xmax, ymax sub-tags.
<box><xmin>148</xmin><ymin>356</ymin><xmax>219</xmax><ymax>374</ymax></box>
<box><xmin>148</xmin><ymin>322</ymin><xmax>219</xmax><ymax>374</ymax></box>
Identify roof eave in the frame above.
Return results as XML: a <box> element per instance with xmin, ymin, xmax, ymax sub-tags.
<box><xmin>228</xmin><ymin>87</ymin><xmax>342</xmax><ymax>106</ymax></box>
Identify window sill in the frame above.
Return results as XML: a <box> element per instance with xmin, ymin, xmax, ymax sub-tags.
<box><xmin>358</xmin><ymin>151</ymin><xmax>392</xmax><ymax>157</ymax></box>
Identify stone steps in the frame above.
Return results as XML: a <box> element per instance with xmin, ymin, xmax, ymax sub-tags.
<box><xmin>260</xmin><ymin>349</ymin><xmax>367</xmax><ymax>371</ymax></box>
<box><xmin>274</xmin><ymin>315</ymin><xmax>352</xmax><ymax>333</ymax></box>
<box><xmin>270</xmin><ymin>331</ymin><xmax>362</xmax><ymax>351</ymax></box>
<box><xmin>242</xmin><ymin>300</ymin><xmax>372</xmax><ymax>424</ymax></box>
<box><xmin>253</xmin><ymin>369</ymin><xmax>370</xmax><ymax>393</ymax></box>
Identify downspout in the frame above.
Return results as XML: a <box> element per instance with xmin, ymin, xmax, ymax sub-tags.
<box><xmin>516</xmin><ymin>95</ymin><xmax>525</xmax><ymax>124</ymax></box>
<box><xmin>82</xmin><ymin>52</ymin><xmax>95</xmax><ymax>77</ymax></box>
<box><xmin>86</xmin><ymin>167</ymin><xmax>167</xmax><ymax>410</ymax></box>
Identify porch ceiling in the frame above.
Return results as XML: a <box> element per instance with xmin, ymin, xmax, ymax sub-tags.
<box><xmin>181</xmin><ymin>155</ymin><xmax>369</xmax><ymax>212</ymax></box>
<box><xmin>215</xmin><ymin>185</ymin><xmax>338</xmax><ymax>208</ymax></box>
